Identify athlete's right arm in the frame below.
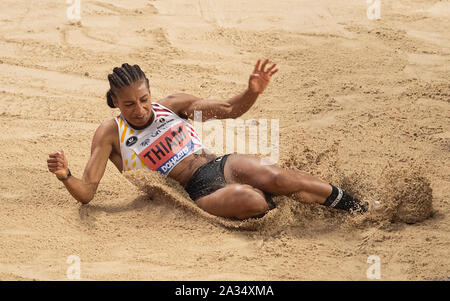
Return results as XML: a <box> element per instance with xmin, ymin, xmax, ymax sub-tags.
<box><xmin>46</xmin><ymin>122</ymin><xmax>113</xmax><ymax>204</ymax></box>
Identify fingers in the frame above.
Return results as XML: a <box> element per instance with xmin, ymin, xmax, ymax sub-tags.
<box><xmin>254</xmin><ymin>58</ymin><xmax>278</xmax><ymax>75</ymax></box>
<box><xmin>48</xmin><ymin>150</ymin><xmax>65</xmax><ymax>158</ymax></box>
<box><xmin>47</xmin><ymin>150</ymin><xmax>67</xmax><ymax>173</ymax></box>
<box><xmin>269</xmin><ymin>69</ymin><xmax>279</xmax><ymax>76</ymax></box>
<box><xmin>47</xmin><ymin>163</ymin><xmax>65</xmax><ymax>173</ymax></box>
<box><xmin>260</xmin><ymin>58</ymin><xmax>269</xmax><ymax>72</ymax></box>
<box><xmin>267</xmin><ymin>63</ymin><xmax>277</xmax><ymax>72</ymax></box>
<box><xmin>47</xmin><ymin>158</ymin><xmax>64</xmax><ymax>164</ymax></box>
<box><xmin>47</xmin><ymin>156</ymin><xmax>64</xmax><ymax>162</ymax></box>
<box><xmin>47</xmin><ymin>159</ymin><xmax>64</xmax><ymax>167</ymax></box>
<box><xmin>253</xmin><ymin>59</ymin><xmax>261</xmax><ymax>73</ymax></box>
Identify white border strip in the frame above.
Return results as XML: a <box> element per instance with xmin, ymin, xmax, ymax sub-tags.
<box><xmin>330</xmin><ymin>187</ymin><xmax>343</xmax><ymax>208</ymax></box>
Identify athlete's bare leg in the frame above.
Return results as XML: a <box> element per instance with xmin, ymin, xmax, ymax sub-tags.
<box><xmin>196</xmin><ymin>183</ymin><xmax>269</xmax><ymax>219</ymax></box>
<box><xmin>196</xmin><ymin>154</ymin><xmax>367</xmax><ymax>219</ymax></box>
<box><xmin>224</xmin><ymin>153</ymin><xmax>332</xmax><ymax>204</ymax></box>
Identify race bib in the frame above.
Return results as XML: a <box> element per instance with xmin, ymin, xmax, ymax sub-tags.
<box><xmin>131</xmin><ymin>120</ymin><xmax>194</xmax><ymax>175</ymax></box>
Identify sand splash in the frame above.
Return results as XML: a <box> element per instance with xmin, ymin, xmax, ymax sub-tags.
<box><xmin>124</xmin><ymin>156</ymin><xmax>434</xmax><ymax>239</ymax></box>
<box><xmin>377</xmin><ymin>166</ymin><xmax>434</xmax><ymax>224</ymax></box>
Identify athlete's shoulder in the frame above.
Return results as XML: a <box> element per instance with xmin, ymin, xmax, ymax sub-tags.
<box><xmin>93</xmin><ymin>118</ymin><xmax>118</xmax><ymax>143</ymax></box>
<box><xmin>99</xmin><ymin>118</ymin><xmax>118</xmax><ymax>131</ymax></box>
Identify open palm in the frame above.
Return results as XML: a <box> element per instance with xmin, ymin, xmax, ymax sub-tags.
<box><xmin>248</xmin><ymin>58</ymin><xmax>278</xmax><ymax>94</ymax></box>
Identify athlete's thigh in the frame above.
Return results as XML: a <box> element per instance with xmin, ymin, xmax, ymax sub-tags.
<box><xmin>224</xmin><ymin>153</ymin><xmax>282</xmax><ymax>188</ymax></box>
<box><xmin>195</xmin><ymin>183</ymin><xmax>267</xmax><ymax>219</ymax></box>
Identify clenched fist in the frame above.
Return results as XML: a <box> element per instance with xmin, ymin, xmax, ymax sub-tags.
<box><xmin>47</xmin><ymin>150</ymin><xmax>69</xmax><ymax>180</ymax></box>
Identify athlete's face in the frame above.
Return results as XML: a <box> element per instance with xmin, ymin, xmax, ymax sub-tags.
<box><xmin>113</xmin><ymin>80</ymin><xmax>153</xmax><ymax>128</ymax></box>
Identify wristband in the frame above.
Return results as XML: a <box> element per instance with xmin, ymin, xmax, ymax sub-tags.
<box><xmin>58</xmin><ymin>169</ymin><xmax>72</xmax><ymax>181</ymax></box>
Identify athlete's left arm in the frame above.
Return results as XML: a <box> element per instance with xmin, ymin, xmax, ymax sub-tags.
<box><xmin>163</xmin><ymin>58</ymin><xmax>278</xmax><ymax>120</ymax></box>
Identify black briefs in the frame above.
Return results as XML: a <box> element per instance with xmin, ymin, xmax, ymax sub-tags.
<box><xmin>184</xmin><ymin>153</ymin><xmax>276</xmax><ymax>210</ymax></box>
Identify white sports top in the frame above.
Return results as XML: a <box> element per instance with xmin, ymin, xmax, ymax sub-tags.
<box><xmin>114</xmin><ymin>102</ymin><xmax>203</xmax><ymax>178</ymax></box>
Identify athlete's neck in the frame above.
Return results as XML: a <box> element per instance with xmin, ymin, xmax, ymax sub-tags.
<box><xmin>125</xmin><ymin>112</ymin><xmax>155</xmax><ymax>130</ymax></box>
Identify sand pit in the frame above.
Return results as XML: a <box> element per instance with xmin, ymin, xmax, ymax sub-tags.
<box><xmin>1</xmin><ymin>0</ymin><xmax>449</xmax><ymax>280</ymax></box>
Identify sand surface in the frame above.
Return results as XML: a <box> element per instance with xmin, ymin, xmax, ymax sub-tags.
<box><xmin>0</xmin><ymin>0</ymin><xmax>449</xmax><ymax>280</ymax></box>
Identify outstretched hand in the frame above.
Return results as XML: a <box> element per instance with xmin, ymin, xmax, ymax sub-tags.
<box><xmin>248</xmin><ymin>58</ymin><xmax>278</xmax><ymax>94</ymax></box>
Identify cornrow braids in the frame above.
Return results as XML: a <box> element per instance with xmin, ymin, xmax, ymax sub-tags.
<box><xmin>106</xmin><ymin>63</ymin><xmax>150</xmax><ymax>108</ymax></box>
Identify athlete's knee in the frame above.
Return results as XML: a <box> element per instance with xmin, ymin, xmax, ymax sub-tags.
<box><xmin>251</xmin><ymin>165</ymin><xmax>279</xmax><ymax>188</ymax></box>
<box><xmin>262</xmin><ymin>168</ymin><xmax>292</xmax><ymax>193</ymax></box>
<box><xmin>235</xmin><ymin>201</ymin><xmax>268</xmax><ymax>220</ymax></box>
<box><xmin>230</xmin><ymin>185</ymin><xmax>268</xmax><ymax>219</ymax></box>
<box><xmin>245</xmin><ymin>194</ymin><xmax>268</xmax><ymax>214</ymax></box>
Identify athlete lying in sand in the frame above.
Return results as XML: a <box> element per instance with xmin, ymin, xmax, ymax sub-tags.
<box><xmin>47</xmin><ymin>59</ymin><xmax>376</xmax><ymax>220</ymax></box>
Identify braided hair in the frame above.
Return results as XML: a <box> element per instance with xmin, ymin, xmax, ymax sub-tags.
<box><xmin>106</xmin><ymin>63</ymin><xmax>149</xmax><ymax>108</ymax></box>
